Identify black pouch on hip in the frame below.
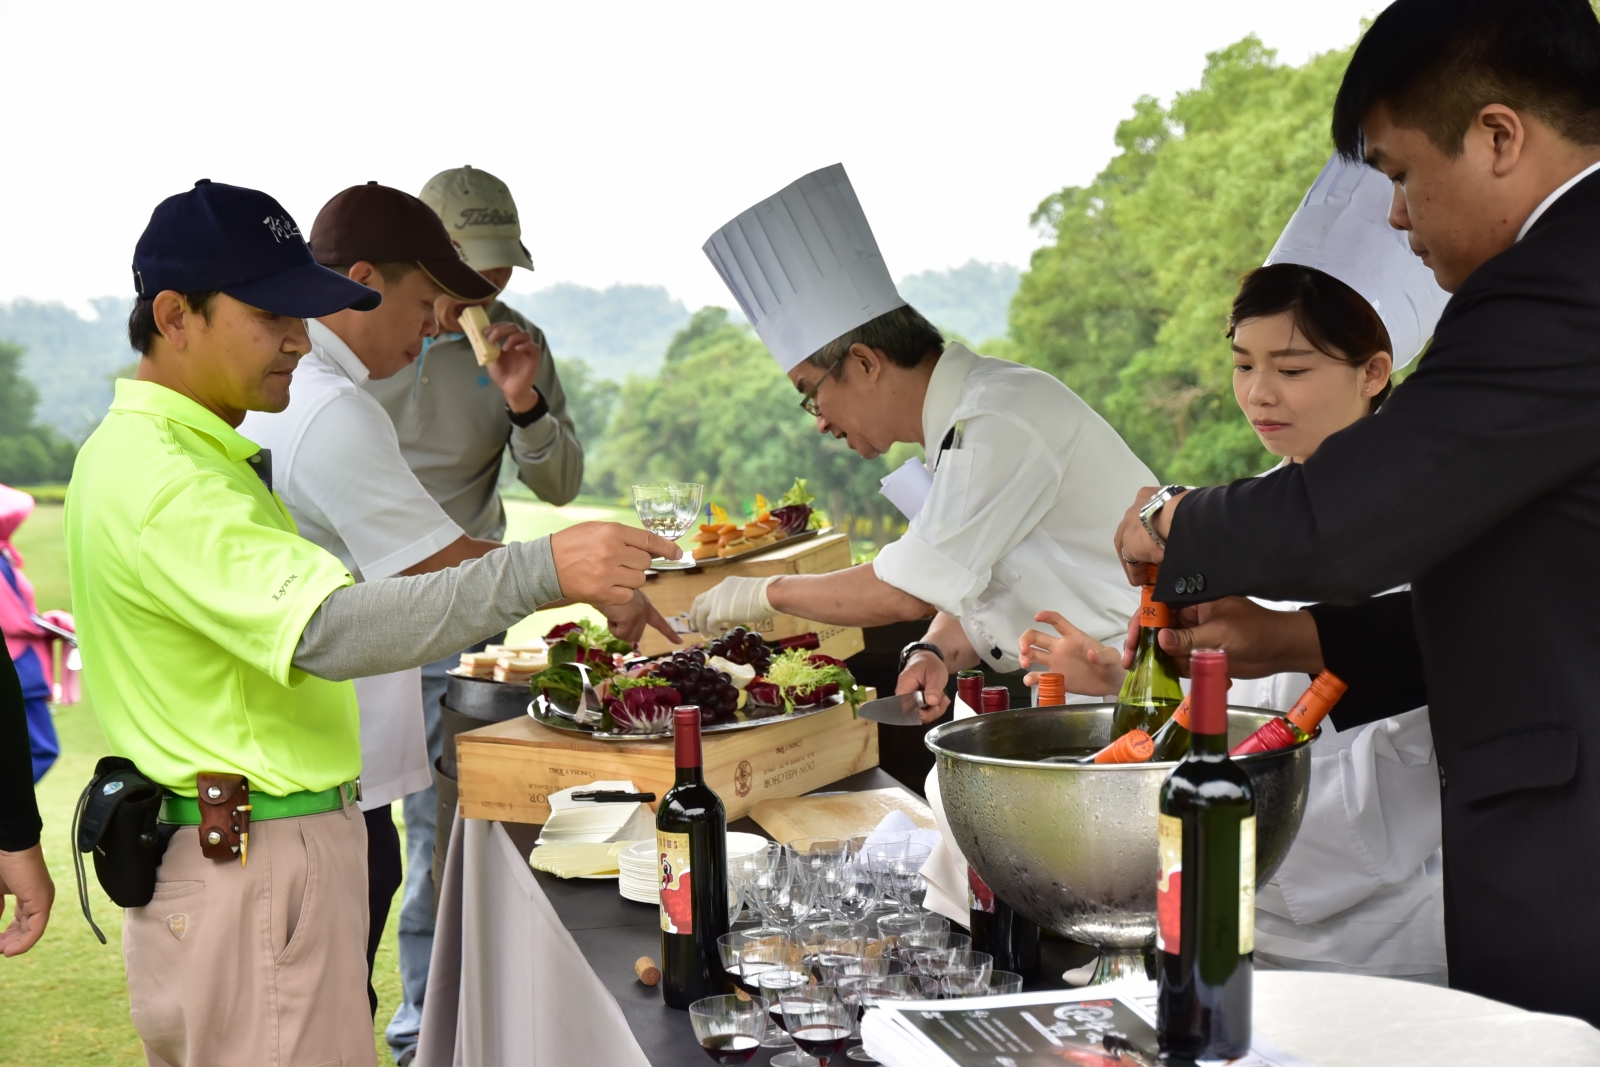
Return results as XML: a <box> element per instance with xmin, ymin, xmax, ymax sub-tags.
<box><xmin>71</xmin><ymin>756</ymin><xmax>176</xmax><ymax>943</ymax></box>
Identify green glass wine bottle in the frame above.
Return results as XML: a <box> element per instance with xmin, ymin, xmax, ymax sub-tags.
<box><xmin>1113</xmin><ymin>564</ymin><xmax>1184</xmax><ymax>737</ymax></box>
<box><xmin>1150</xmin><ymin>696</ymin><xmax>1192</xmax><ymax>761</ymax></box>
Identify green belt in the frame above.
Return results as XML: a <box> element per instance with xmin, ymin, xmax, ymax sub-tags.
<box><xmin>158</xmin><ymin>781</ymin><xmax>359</xmax><ymax>825</ymax></box>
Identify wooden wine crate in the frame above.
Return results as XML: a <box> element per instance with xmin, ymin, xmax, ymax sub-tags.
<box><xmin>638</xmin><ymin>531</ymin><xmax>864</xmax><ymax>660</ymax></box>
<box><xmin>455</xmin><ymin>695</ymin><xmax>879</xmax><ymax>824</ymax></box>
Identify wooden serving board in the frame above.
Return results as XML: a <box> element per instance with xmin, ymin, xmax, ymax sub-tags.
<box><xmin>748</xmin><ymin>786</ymin><xmax>935</xmax><ymax>844</ymax></box>
<box><xmin>456</xmin><ymin>697</ymin><xmax>879</xmax><ymax>824</ymax></box>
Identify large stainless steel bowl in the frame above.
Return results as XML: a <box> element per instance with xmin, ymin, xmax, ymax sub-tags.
<box><xmin>927</xmin><ymin>703</ymin><xmax>1311</xmax><ymax>981</ymax></box>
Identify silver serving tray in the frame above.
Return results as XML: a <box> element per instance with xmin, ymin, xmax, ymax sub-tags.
<box><xmin>529</xmin><ymin>689</ymin><xmax>844</xmax><ymax>742</ymax></box>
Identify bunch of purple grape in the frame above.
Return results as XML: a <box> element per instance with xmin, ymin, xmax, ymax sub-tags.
<box><xmin>652</xmin><ymin>648</ymin><xmax>739</xmax><ymax>720</ymax></box>
<box><xmin>706</xmin><ymin>626</ymin><xmax>773</xmax><ymax>675</ymax></box>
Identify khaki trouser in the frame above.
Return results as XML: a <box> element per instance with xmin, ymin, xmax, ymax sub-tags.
<box><xmin>123</xmin><ymin>806</ymin><xmax>376</xmax><ymax>1067</ymax></box>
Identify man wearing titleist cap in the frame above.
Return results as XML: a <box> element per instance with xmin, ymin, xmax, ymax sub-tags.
<box><xmin>65</xmin><ymin>179</ymin><xmax>682</xmax><ymax>1067</ymax></box>
<box><xmin>364</xmin><ymin>165</ymin><xmax>590</xmax><ymax>1063</ymax></box>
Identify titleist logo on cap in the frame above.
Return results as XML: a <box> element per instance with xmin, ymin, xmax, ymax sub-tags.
<box><xmin>262</xmin><ymin>215</ymin><xmax>302</xmax><ymax>243</ymax></box>
<box><xmin>454</xmin><ymin>207</ymin><xmax>517</xmax><ymax>229</ymax></box>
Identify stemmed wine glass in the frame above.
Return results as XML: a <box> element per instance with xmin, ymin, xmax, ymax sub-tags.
<box><xmin>779</xmin><ymin>984</ymin><xmax>856</xmax><ymax>1067</ymax></box>
<box><xmin>689</xmin><ymin>994</ymin><xmax>768</xmax><ymax>1065</ymax></box>
<box><xmin>863</xmin><ymin>842</ymin><xmax>932</xmax><ymax>915</ymax></box>
<box><xmin>840</xmin><ymin>973</ymin><xmax>918</xmax><ymax>1063</ymax></box>
<box><xmin>737</xmin><ymin>935</ymin><xmax>804</xmax><ymax>1052</ymax></box>
<box><xmin>630</xmin><ymin>482</ymin><xmax>704</xmax><ymax>569</ymax></box>
<box><xmin>757</xmin><ymin>957</ymin><xmax>820</xmax><ymax>1067</ymax></box>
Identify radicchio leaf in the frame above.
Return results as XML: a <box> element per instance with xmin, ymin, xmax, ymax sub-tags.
<box><xmin>605</xmin><ymin>685</ymin><xmax>682</xmax><ymax>734</ymax></box>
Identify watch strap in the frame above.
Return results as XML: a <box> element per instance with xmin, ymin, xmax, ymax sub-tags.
<box><xmin>508</xmin><ymin>392</ymin><xmax>549</xmax><ymax>428</ymax></box>
<box><xmin>898</xmin><ymin>641</ymin><xmax>945</xmax><ymax>674</ymax></box>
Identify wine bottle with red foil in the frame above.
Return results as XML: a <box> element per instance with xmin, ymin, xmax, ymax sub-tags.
<box><xmin>967</xmin><ymin>687</ymin><xmax>1042</xmax><ymax>982</ymax></box>
<box><xmin>1113</xmin><ymin>565</ymin><xmax>1184</xmax><ymax>737</ymax></box>
<box><xmin>956</xmin><ymin>669</ymin><xmax>985</xmax><ymax>714</ymax></box>
<box><xmin>1157</xmin><ymin>649</ymin><xmax>1253</xmax><ymax>1061</ymax></box>
<box><xmin>1150</xmin><ymin>696</ymin><xmax>1192</xmax><ymax>761</ymax></box>
<box><xmin>1231</xmin><ymin>671</ymin><xmax>1347</xmax><ymax>756</ymax></box>
<box><xmin>658</xmin><ymin>706</ymin><xmax>730</xmax><ymax>1008</ymax></box>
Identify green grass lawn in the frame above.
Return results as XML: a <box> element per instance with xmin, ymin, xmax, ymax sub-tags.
<box><xmin>1</xmin><ymin>495</ymin><xmax>639</xmax><ymax>1064</ymax></box>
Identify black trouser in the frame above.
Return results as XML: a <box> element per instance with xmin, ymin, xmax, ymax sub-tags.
<box><xmin>364</xmin><ymin>804</ymin><xmax>404</xmax><ymax>1016</ymax></box>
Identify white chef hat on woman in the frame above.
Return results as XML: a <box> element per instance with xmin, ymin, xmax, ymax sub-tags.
<box><xmin>703</xmin><ymin>164</ymin><xmax>906</xmax><ymax>372</ymax></box>
<box><xmin>1264</xmin><ymin>156</ymin><xmax>1449</xmax><ymax>368</ymax></box>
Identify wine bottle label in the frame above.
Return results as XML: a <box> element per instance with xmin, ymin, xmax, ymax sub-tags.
<box><xmin>1239</xmin><ymin>815</ymin><xmax>1256</xmax><ymax>955</ymax></box>
<box><xmin>1139</xmin><ymin>584</ymin><xmax>1172</xmax><ymax>629</ymax></box>
<box><xmin>1156</xmin><ymin>813</ymin><xmax>1182</xmax><ymax>953</ymax></box>
<box><xmin>658</xmin><ymin>831</ymin><xmax>693</xmax><ymax>934</ymax></box>
<box><xmin>968</xmin><ymin>867</ymin><xmax>996</xmax><ymax>913</ymax></box>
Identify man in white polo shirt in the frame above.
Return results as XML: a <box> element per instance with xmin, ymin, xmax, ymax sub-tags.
<box><xmin>365</xmin><ymin>166</ymin><xmax>585</xmax><ymax>1063</ymax></box>
<box><xmin>242</xmin><ymin>181</ymin><xmax>664</xmax><ymax>1020</ymax></box>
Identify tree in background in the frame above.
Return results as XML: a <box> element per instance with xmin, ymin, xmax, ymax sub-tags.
<box><xmin>898</xmin><ymin>260</ymin><xmax>1020</xmax><ymax>347</ymax></box>
<box><xmin>591</xmin><ymin>308</ymin><xmax>909</xmax><ymax>551</ymax></box>
<box><xmin>0</xmin><ymin>341</ymin><xmax>77</xmax><ymax>484</ymax></box>
<box><xmin>1009</xmin><ymin>36</ymin><xmax>1351</xmax><ymax>484</ymax></box>
<box><xmin>502</xmin><ymin>283</ymin><xmax>690</xmax><ymax>381</ymax></box>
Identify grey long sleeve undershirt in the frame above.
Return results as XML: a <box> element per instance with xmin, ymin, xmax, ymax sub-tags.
<box><xmin>292</xmin><ymin>536</ymin><xmax>563</xmax><ymax>681</ymax></box>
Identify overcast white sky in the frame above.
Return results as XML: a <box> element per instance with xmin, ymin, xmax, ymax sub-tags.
<box><xmin>0</xmin><ymin>0</ymin><xmax>1381</xmax><ymax>315</ymax></box>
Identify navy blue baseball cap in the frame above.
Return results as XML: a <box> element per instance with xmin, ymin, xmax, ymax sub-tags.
<box><xmin>132</xmin><ymin>179</ymin><xmax>381</xmax><ymax>316</ymax></box>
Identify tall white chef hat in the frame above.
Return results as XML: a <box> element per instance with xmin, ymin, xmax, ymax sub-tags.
<box><xmin>703</xmin><ymin>164</ymin><xmax>907</xmax><ymax>373</ymax></box>
<box><xmin>1264</xmin><ymin>155</ymin><xmax>1449</xmax><ymax>368</ymax></box>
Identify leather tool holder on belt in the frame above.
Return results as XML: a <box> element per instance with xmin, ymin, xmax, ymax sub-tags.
<box><xmin>196</xmin><ymin>773</ymin><xmax>251</xmax><ymax>861</ymax></box>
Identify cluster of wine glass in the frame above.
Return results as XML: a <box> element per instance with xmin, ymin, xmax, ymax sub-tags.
<box><xmin>692</xmin><ymin>834</ymin><xmax>1026</xmax><ymax>1067</ymax></box>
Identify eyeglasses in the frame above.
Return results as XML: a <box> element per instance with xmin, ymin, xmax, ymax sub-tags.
<box><xmin>798</xmin><ymin>356</ymin><xmax>847</xmax><ymax>417</ymax></box>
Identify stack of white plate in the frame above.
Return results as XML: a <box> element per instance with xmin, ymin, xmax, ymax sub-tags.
<box><xmin>618</xmin><ymin>832</ymin><xmax>769</xmax><ymax>906</ymax></box>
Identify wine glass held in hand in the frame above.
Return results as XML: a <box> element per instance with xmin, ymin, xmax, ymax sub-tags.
<box><xmin>632</xmin><ymin>482</ymin><xmax>704</xmax><ymax>570</ymax></box>
<box><xmin>690</xmin><ymin>994</ymin><xmax>769</xmax><ymax>1066</ymax></box>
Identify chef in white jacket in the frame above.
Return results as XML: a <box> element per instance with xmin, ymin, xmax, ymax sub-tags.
<box><xmin>689</xmin><ymin>164</ymin><xmax>1153</xmax><ymax>717</ymax></box>
<box><xmin>1017</xmin><ymin>157</ymin><xmax>1449</xmax><ymax>982</ymax></box>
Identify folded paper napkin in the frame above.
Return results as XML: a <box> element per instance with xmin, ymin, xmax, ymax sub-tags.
<box><xmin>918</xmin><ymin>695</ymin><xmax>978</xmax><ymax>926</ymax></box>
<box><xmin>864</xmin><ymin>809</ymin><xmax>941</xmax><ymax>853</ymax></box>
<box><xmin>537</xmin><ymin>780</ymin><xmax>656</xmax><ymax>846</ymax></box>
<box><xmin>529</xmin><ymin>840</ymin><xmax>629</xmax><ymax>878</ymax></box>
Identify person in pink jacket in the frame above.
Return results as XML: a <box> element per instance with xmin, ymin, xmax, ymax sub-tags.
<box><xmin>0</xmin><ymin>484</ymin><xmax>77</xmax><ymax>781</ymax></box>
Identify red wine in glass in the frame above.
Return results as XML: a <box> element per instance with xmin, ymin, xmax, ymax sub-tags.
<box><xmin>700</xmin><ymin>1034</ymin><xmax>762</xmax><ymax>1066</ymax></box>
<box><xmin>791</xmin><ymin>1025</ymin><xmax>853</xmax><ymax>1063</ymax></box>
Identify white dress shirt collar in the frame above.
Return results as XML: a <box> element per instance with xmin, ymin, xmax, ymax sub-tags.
<box><xmin>306</xmin><ymin>318</ymin><xmax>371</xmax><ymax>387</ymax></box>
<box><xmin>920</xmin><ymin>342</ymin><xmax>981</xmax><ymax>450</ymax></box>
<box><xmin>1516</xmin><ymin>158</ymin><xmax>1600</xmax><ymax>242</ymax></box>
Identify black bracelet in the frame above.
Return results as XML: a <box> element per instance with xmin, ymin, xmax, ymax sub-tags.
<box><xmin>898</xmin><ymin>641</ymin><xmax>945</xmax><ymax>674</ymax></box>
<box><xmin>507</xmin><ymin>392</ymin><xmax>549</xmax><ymax>428</ymax></box>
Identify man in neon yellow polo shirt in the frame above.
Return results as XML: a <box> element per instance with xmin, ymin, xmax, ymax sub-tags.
<box><xmin>66</xmin><ymin>180</ymin><xmax>679</xmax><ymax>1067</ymax></box>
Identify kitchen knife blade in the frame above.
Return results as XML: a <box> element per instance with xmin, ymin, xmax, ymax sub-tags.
<box><xmin>854</xmin><ymin>689</ymin><xmax>927</xmax><ymax>726</ymax></box>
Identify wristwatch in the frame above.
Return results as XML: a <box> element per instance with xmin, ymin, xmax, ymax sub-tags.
<box><xmin>1139</xmin><ymin>485</ymin><xmax>1190</xmax><ymax>550</ymax></box>
<box><xmin>898</xmin><ymin>641</ymin><xmax>945</xmax><ymax>674</ymax></box>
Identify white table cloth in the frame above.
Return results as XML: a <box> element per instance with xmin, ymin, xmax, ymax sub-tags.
<box><xmin>421</xmin><ymin>813</ymin><xmax>1600</xmax><ymax>1066</ymax></box>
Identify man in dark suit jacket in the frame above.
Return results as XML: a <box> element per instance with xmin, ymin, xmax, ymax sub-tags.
<box><xmin>1116</xmin><ymin>0</ymin><xmax>1600</xmax><ymax>1025</ymax></box>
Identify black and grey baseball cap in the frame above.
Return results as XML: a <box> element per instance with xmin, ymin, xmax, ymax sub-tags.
<box><xmin>132</xmin><ymin>180</ymin><xmax>381</xmax><ymax>317</ymax></box>
<box><xmin>419</xmin><ymin>165</ymin><xmax>536</xmax><ymax>272</ymax></box>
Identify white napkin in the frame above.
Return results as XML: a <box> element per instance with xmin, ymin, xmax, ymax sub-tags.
<box><xmin>878</xmin><ymin>457</ymin><xmax>933</xmax><ymax>520</ymax></box>
<box><xmin>865</xmin><ymin>809</ymin><xmax>942</xmax><ymax>854</ymax></box>
<box><xmin>918</xmin><ymin>695</ymin><xmax>978</xmax><ymax>925</ymax></box>
<box><xmin>538</xmin><ymin>780</ymin><xmax>655</xmax><ymax>845</ymax></box>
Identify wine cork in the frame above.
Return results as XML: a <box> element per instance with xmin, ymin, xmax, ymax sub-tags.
<box><xmin>634</xmin><ymin>956</ymin><xmax>661</xmax><ymax>986</ymax></box>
